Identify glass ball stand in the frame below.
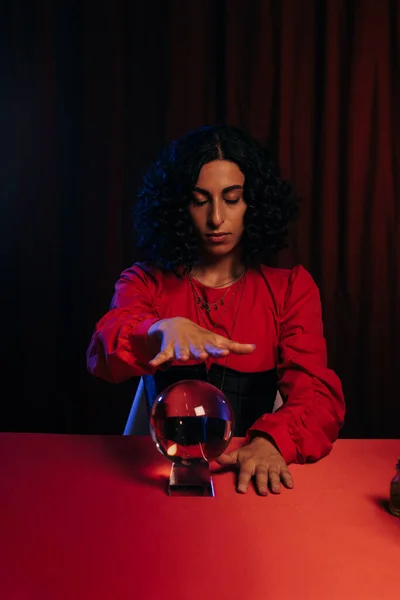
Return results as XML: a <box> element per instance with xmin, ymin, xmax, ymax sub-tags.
<box><xmin>168</xmin><ymin>460</ymin><xmax>214</xmax><ymax>497</ymax></box>
<box><xmin>149</xmin><ymin>380</ymin><xmax>234</xmax><ymax>497</ymax></box>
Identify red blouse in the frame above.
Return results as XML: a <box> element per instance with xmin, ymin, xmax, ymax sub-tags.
<box><xmin>87</xmin><ymin>263</ymin><xmax>345</xmax><ymax>465</ymax></box>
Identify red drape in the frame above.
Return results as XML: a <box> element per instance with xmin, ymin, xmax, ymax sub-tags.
<box><xmin>3</xmin><ymin>0</ymin><xmax>399</xmax><ymax>437</ymax></box>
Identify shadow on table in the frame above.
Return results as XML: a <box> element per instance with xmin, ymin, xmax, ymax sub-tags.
<box><xmin>368</xmin><ymin>495</ymin><xmax>400</xmax><ymax>542</ymax></box>
<box><xmin>99</xmin><ymin>436</ymin><xmax>169</xmax><ymax>491</ymax></box>
<box><xmin>370</xmin><ymin>495</ymin><xmax>390</xmax><ymax>514</ymax></box>
<box><xmin>98</xmin><ymin>436</ymin><xmax>239</xmax><ymax>494</ymax></box>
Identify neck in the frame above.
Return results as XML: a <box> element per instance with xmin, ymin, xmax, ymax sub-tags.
<box><xmin>191</xmin><ymin>249</ymin><xmax>245</xmax><ymax>287</ymax></box>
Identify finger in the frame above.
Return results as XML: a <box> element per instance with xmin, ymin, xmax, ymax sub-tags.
<box><xmin>268</xmin><ymin>467</ymin><xmax>281</xmax><ymax>494</ymax></box>
<box><xmin>189</xmin><ymin>345</ymin><xmax>209</xmax><ymax>361</ymax></box>
<box><xmin>215</xmin><ymin>451</ymin><xmax>238</xmax><ymax>466</ymax></box>
<box><xmin>280</xmin><ymin>468</ymin><xmax>294</xmax><ymax>489</ymax></box>
<box><xmin>203</xmin><ymin>341</ymin><xmax>230</xmax><ymax>357</ymax></box>
<box><xmin>237</xmin><ymin>461</ymin><xmax>255</xmax><ymax>494</ymax></box>
<box><xmin>255</xmin><ymin>464</ymin><xmax>269</xmax><ymax>496</ymax></box>
<box><xmin>227</xmin><ymin>341</ymin><xmax>256</xmax><ymax>355</ymax></box>
<box><xmin>174</xmin><ymin>343</ymin><xmax>190</xmax><ymax>361</ymax></box>
<box><xmin>149</xmin><ymin>348</ymin><xmax>173</xmax><ymax>366</ymax></box>
<box><xmin>149</xmin><ymin>340</ymin><xmax>174</xmax><ymax>366</ymax></box>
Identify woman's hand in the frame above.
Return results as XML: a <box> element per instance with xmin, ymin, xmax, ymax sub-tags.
<box><xmin>147</xmin><ymin>317</ymin><xmax>255</xmax><ymax>367</ymax></box>
<box><xmin>216</xmin><ymin>437</ymin><xmax>293</xmax><ymax>496</ymax></box>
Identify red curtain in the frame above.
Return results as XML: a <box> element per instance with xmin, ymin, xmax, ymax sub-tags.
<box><xmin>226</xmin><ymin>0</ymin><xmax>400</xmax><ymax>438</ymax></box>
<box><xmin>3</xmin><ymin>1</ymin><xmax>399</xmax><ymax>437</ymax></box>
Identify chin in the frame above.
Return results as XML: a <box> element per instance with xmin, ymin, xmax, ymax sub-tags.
<box><xmin>206</xmin><ymin>243</ymin><xmax>238</xmax><ymax>256</ymax></box>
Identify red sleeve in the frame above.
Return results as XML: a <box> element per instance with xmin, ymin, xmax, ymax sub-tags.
<box><xmin>86</xmin><ymin>264</ymin><xmax>161</xmax><ymax>383</ymax></box>
<box><xmin>247</xmin><ymin>265</ymin><xmax>345</xmax><ymax>465</ymax></box>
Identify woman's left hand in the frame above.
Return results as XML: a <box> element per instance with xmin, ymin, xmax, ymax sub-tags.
<box><xmin>215</xmin><ymin>437</ymin><xmax>294</xmax><ymax>496</ymax></box>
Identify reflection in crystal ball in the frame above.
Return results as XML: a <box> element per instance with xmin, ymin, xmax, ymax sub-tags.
<box><xmin>149</xmin><ymin>380</ymin><xmax>234</xmax><ymax>464</ymax></box>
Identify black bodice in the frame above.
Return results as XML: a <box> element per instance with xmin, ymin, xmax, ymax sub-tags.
<box><xmin>142</xmin><ymin>363</ymin><xmax>277</xmax><ymax>436</ymax></box>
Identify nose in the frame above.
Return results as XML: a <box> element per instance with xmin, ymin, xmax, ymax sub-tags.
<box><xmin>207</xmin><ymin>198</ymin><xmax>225</xmax><ymax>229</ymax></box>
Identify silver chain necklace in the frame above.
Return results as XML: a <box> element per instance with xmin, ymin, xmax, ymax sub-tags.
<box><xmin>188</xmin><ymin>270</ymin><xmax>245</xmax><ymax>314</ymax></box>
<box><xmin>191</xmin><ymin>272</ymin><xmax>243</xmax><ymax>289</ymax></box>
<box><xmin>189</xmin><ymin>272</ymin><xmax>247</xmax><ymax>393</ymax></box>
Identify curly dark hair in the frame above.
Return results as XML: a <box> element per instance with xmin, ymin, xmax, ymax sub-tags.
<box><xmin>133</xmin><ymin>125</ymin><xmax>299</xmax><ymax>274</ymax></box>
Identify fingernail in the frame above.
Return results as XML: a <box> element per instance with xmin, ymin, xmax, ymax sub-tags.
<box><xmin>272</xmin><ymin>486</ymin><xmax>281</xmax><ymax>494</ymax></box>
<box><xmin>260</xmin><ymin>488</ymin><xmax>268</xmax><ymax>496</ymax></box>
<box><xmin>238</xmin><ymin>485</ymin><xmax>246</xmax><ymax>494</ymax></box>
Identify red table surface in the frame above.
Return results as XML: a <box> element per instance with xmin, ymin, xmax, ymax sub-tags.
<box><xmin>0</xmin><ymin>434</ymin><xmax>399</xmax><ymax>600</ymax></box>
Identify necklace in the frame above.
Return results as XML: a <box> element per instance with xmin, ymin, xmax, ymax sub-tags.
<box><xmin>188</xmin><ymin>270</ymin><xmax>245</xmax><ymax>314</ymax></box>
<box><xmin>191</xmin><ymin>271</ymin><xmax>244</xmax><ymax>289</ymax></box>
<box><xmin>189</xmin><ymin>271</ymin><xmax>247</xmax><ymax>393</ymax></box>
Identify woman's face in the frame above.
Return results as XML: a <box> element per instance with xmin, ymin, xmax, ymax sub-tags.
<box><xmin>189</xmin><ymin>160</ymin><xmax>247</xmax><ymax>257</ymax></box>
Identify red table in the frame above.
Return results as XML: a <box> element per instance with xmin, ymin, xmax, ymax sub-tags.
<box><xmin>1</xmin><ymin>434</ymin><xmax>399</xmax><ymax>600</ymax></box>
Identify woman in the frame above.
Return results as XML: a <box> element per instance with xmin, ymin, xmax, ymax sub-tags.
<box><xmin>87</xmin><ymin>125</ymin><xmax>345</xmax><ymax>496</ymax></box>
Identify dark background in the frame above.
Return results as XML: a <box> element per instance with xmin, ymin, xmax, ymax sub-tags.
<box><xmin>2</xmin><ymin>0</ymin><xmax>399</xmax><ymax>438</ymax></box>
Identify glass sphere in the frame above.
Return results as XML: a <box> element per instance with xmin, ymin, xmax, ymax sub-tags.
<box><xmin>149</xmin><ymin>379</ymin><xmax>234</xmax><ymax>464</ymax></box>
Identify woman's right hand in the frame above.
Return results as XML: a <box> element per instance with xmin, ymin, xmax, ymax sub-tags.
<box><xmin>147</xmin><ymin>317</ymin><xmax>256</xmax><ymax>367</ymax></box>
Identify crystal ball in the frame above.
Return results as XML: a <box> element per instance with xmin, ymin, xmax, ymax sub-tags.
<box><xmin>149</xmin><ymin>379</ymin><xmax>234</xmax><ymax>464</ymax></box>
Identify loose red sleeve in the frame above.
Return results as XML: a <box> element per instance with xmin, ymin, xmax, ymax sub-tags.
<box><xmin>86</xmin><ymin>264</ymin><xmax>161</xmax><ymax>383</ymax></box>
<box><xmin>247</xmin><ymin>265</ymin><xmax>345</xmax><ymax>465</ymax></box>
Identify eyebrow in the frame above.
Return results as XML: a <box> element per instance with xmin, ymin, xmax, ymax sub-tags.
<box><xmin>193</xmin><ymin>185</ymin><xmax>243</xmax><ymax>196</ymax></box>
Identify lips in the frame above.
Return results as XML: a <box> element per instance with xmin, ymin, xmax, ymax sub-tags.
<box><xmin>205</xmin><ymin>233</ymin><xmax>230</xmax><ymax>243</ymax></box>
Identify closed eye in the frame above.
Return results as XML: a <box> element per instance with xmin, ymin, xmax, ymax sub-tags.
<box><xmin>192</xmin><ymin>198</ymin><xmax>240</xmax><ymax>207</ymax></box>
